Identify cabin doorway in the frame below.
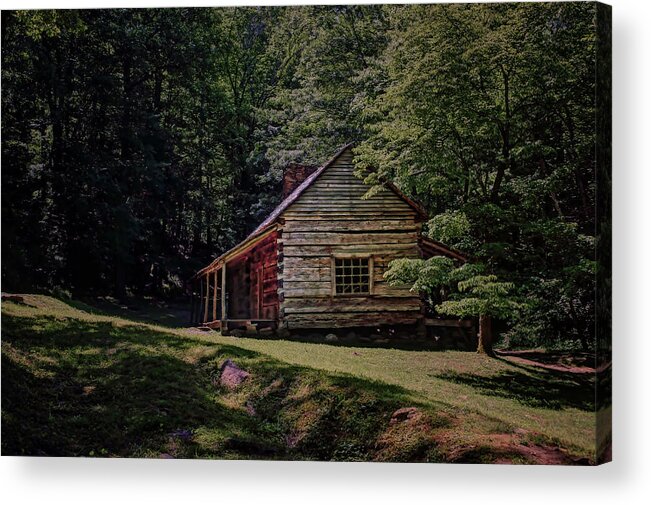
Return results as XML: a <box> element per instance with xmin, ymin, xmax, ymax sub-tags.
<box><xmin>250</xmin><ymin>259</ymin><xmax>278</xmax><ymax>320</ymax></box>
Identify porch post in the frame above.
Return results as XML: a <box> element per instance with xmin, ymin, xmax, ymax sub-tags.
<box><xmin>203</xmin><ymin>273</ymin><xmax>210</xmax><ymax>323</ymax></box>
<box><xmin>221</xmin><ymin>262</ymin><xmax>227</xmax><ymax>329</ymax></box>
<box><xmin>212</xmin><ymin>269</ymin><xmax>218</xmax><ymax>321</ymax></box>
<box><xmin>190</xmin><ymin>281</ymin><xmax>196</xmax><ymax>324</ymax></box>
<box><xmin>199</xmin><ymin>275</ymin><xmax>204</xmax><ymax>324</ymax></box>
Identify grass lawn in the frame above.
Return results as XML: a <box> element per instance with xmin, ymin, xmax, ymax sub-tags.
<box><xmin>1</xmin><ymin>295</ymin><xmax>597</xmax><ymax>463</ymax></box>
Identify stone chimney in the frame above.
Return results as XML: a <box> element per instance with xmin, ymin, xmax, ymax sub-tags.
<box><xmin>282</xmin><ymin>163</ymin><xmax>318</xmax><ymax>199</ymax></box>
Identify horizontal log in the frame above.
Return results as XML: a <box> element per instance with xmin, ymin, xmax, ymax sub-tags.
<box><xmin>282</xmin><ymin>212</ymin><xmax>418</xmax><ymax>220</ymax></box>
<box><xmin>321</xmin><ymin>167</ymin><xmax>355</xmax><ymax>173</ymax></box>
<box><xmin>281</xmin><ymin>287</ymin><xmax>333</xmax><ymax>297</ymax></box>
<box><xmin>303</xmin><ymin>181</ymin><xmax>371</xmax><ymax>189</ymax></box>
<box><xmin>283</xmin><ymin>244</ymin><xmax>420</xmax><ymax>257</ymax></box>
<box><xmin>281</xmin><ymin>288</ymin><xmax>417</xmax><ymax>298</ymax></box>
<box><xmin>297</xmin><ymin>196</ymin><xmax>399</xmax><ymax>203</ymax></box>
<box><xmin>287</xmin><ymin>210</ymin><xmax>415</xmax><ymax>219</ymax></box>
<box><xmin>294</xmin><ymin>200</ymin><xmax>412</xmax><ymax>209</ymax></box>
<box><xmin>282</xmin><ymin>257</ymin><xmax>332</xmax><ymax>269</ymax></box>
<box><xmin>286</xmin><ymin>311</ymin><xmax>422</xmax><ymax>329</ymax></box>
<box><xmin>282</xmin><ymin>279</ymin><xmax>330</xmax><ymax>289</ymax></box>
<box><xmin>280</xmin><ymin>233</ymin><xmax>418</xmax><ymax>247</ymax></box>
<box><xmin>282</xmin><ymin>296</ymin><xmax>421</xmax><ymax>311</ymax></box>
<box><xmin>313</xmin><ymin>177</ymin><xmax>368</xmax><ymax>184</ymax></box>
<box><xmin>284</xmin><ymin>303</ymin><xmax>421</xmax><ymax>314</ymax></box>
<box><xmin>373</xmin><ymin>286</ymin><xmax>414</xmax><ymax>296</ymax></box>
<box><xmin>281</xmin><ymin>220</ymin><xmax>418</xmax><ymax>233</ymax></box>
<box><xmin>310</xmin><ymin>185</ymin><xmax>368</xmax><ymax>192</ymax></box>
<box><xmin>290</xmin><ymin>201</ymin><xmax>413</xmax><ymax>210</ymax></box>
<box><xmin>281</xmin><ymin>267</ymin><xmax>332</xmax><ymax>281</ymax></box>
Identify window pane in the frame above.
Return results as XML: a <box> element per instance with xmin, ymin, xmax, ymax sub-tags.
<box><xmin>335</xmin><ymin>257</ymin><xmax>370</xmax><ymax>295</ymax></box>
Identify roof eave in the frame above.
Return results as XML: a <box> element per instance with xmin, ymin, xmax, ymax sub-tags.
<box><xmin>193</xmin><ymin>224</ymin><xmax>277</xmax><ymax>279</ymax></box>
<box><xmin>420</xmin><ymin>236</ymin><xmax>468</xmax><ymax>262</ymax></box>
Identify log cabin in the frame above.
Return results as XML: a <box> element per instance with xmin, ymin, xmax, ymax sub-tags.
<box><xmin>190</xmin><ymin>144</ymin><xmax>468</xmax><ymax>341</ymax></box>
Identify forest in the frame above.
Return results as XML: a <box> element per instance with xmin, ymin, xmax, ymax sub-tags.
<box><xmin>2</xmin><ymin>3</ymin><xmax>601</xmax><ymax>349</ymax></box>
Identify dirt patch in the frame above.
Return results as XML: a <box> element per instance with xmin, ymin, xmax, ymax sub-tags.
<box><xmin>375</xmin><ymin>407</ymin><xmax>448</xmax><ymax>462</ymax></box>
<box><xmin>449</xmin><ymin>430</ymin><xmax>590</xmax><ymax>465</ymax></box>
<box><xmin>389</xmin><ymin>406</ymin><xmax>422</xmax><ymax>424</ymax></box>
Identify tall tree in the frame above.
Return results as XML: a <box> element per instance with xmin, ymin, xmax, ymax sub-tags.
<box><xmin>355</xmin><ymin>2</ymin><xmax>597</xmax><ymax>348</ymax></box>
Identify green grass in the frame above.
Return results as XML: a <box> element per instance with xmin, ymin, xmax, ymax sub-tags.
<box><xmin>1</xmin><ymin>295</ymin><xmax>597</xmax><ymax>463</ymax></box>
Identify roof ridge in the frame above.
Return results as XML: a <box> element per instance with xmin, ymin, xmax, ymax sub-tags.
<box><xmin>193</xmin><ymin>143</ymin><xmax>354</xmax><ymax>278</ymax></box>
<box><xmin>247</xmin><ymin>142</ymin><xmax>355</xmax><ymax>237</ymax></box>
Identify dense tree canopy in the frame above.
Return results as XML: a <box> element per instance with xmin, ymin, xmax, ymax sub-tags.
<box><xmin>2</xmin><ymin>3</ymin><xmax>599</xmax><ymax>348</ymax></box>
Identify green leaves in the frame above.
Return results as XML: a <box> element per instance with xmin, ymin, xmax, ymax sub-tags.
<box><xmin>445</xmin><ymin>274</ymin><xmax>520</xmax><ymax>319</ymax></box>
<box><xmin>384</xmin><ymin>256</ymin><xmax>455</xmax><ymax>295</ymax></box>
<box><xmin>385</xmin><ymin>256</ymin><xmax>521</xmax><ymax>321</ymax></box>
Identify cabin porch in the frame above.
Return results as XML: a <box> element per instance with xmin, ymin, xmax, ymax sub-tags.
<box><xmin>189</xmin><ymin>230</ymin><xmax>280</xmax><ymax>332</ymax></box>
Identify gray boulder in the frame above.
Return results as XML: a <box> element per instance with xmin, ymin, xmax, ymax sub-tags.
<box><xmin>219</xmin><ymin>359</ymin><xmax>250</xmax><ymax>389</ymax></box>
<box><xmin>325</xmin><ymin>333</ymin><xmax>338</xmax><ymax>342</ymax></box>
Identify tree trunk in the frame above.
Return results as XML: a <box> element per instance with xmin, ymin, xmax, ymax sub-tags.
<box><xmin>477</xmin><ymin>314</ymin><xmax>496</xmax><ymax>357</ymax></box>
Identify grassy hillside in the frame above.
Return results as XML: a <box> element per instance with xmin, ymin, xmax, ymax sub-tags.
<box><xmin>1</xmin><ymin>295</ymin><xmax>596</xmax><ymax>463</ymax></box>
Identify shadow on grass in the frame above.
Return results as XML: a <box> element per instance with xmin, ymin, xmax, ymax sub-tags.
<box><xmin>497</xmin><ymin>350</ymin><xmax>596</xmax><ymax>369</ymax></box>
<box><xmin>64</xmin><ymin>296</ymin><xmax>189</xmax><ymax>328</ymax></box>
<box><xmin>1</xmin><ymin>314</ymin><xmax>260</xmax><ymax>457</ymax></box>
<box><xmin>2</xmin><ymin>311</ymin><xmax>438</xmax><ymax>462</ymax></box>
<box><xmin>433</xmin><ymin>362</ymin><xmax>595</xmax><ymax>412</ymax></box>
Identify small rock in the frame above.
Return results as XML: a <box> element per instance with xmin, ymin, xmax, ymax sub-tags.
<box><xmin>514</xmin><ymin>428</ymin><xmax>529</xmax><ymax>436</ymax></box>
<box><xmin>390</xmin><ymin>407</ymin><xmax>421</xmax><ymax>424</ymax></box>
<box><xmin>325</xmin><ymin>333</ymin><xmax>338</xmax><ymax>342</ymax></box>
<box><xmin>219</xmin><ymin>359</ymin><xmax>250</xmax><ymax>389</ymax></box>
<box><xmin>159</xmin><ymin>453</ymin><xmax>175</xmax><ymax>459</ymax></box>
<box><xmin>170</xmin><ymin>429</ymin><xmax>193</xmax><ymax>442</ymax></box>
<box><xmin>245</xmin><ymin>323</ymin><xmax>257</xmax><ymax>335</ymax></box>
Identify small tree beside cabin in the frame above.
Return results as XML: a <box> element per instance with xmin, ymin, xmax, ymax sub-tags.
<box><xmin>384</xmin><ymin>258</ymin><xmax>520</xmax><ymax>356</ymax></box>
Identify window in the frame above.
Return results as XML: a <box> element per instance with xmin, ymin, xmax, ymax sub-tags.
<box><xmin>333</xmin><ymin>257</ymin><xmax>372</xmax><ymax>295</ymax></box>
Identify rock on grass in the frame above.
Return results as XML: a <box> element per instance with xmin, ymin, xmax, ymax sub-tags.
<box><xmin>219</xmin><ymin>359</ymin><xmax>250</xmax><ymax>389</ymax></box>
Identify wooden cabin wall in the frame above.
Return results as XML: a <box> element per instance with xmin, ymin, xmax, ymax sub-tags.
<box><xmin>248</xmin><ymin>232</ymin><xmax>279</xmax><ymax>321</ymax></box>
<box><xmin>277</xmin><ymin>148</ymin><xmax>423</xmax><ymax>329</ymax></box>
